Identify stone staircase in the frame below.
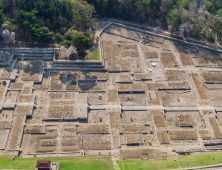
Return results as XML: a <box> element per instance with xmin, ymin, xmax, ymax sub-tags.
<box><xmin>51</xmin><ymin>62</ymin><xmax>105</xmax><ymax>71</ymax></box>
<box><xmin>13</xmin><ymin>48</ymin><xmax>54</xmax><ymax>59</ymax></box>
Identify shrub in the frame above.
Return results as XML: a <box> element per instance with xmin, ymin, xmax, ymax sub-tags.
<box><xmin>0</xmin><ymin>10</ymin><xmax>5</xmax><ymax>26</ymax></box>
<box><xmin>62</xmin><ymin>40</ymin><xmax>71</xmax><ymax>48</ymax></box>
<box><xmin>217</xmin><ymin>9</ymin><xmax>222</xmax><ymax>16</ymax></box>
<box><xmin>207</xmin><ymin>34</ymin><xmax>215</xmax><ymax>43</ymax></box>
<box><xmin>167</xmin><ymin>8</ymin><xmax>181</xmax><ymax>31</ymax></box>
<box><xmin>23</xmin><ymin>21</ymin><xmax>53</xmax><ymax>42</ymax></box>
<box><xmin>78</xmin><ymin>50</ymin><xmax>87</xmax><ymax>59</ymax></box>
<box><xmin>16</xmin><ymin>10</ymin><xmax>37</xmax><ymax>25</ymax></box>
<box><xmin>52</xmin><ymin>33</ymin><xmax>63</xmax><ymax>42</ymax></box>
<box><xmin>71</xmin><ymin>33</ymin><xmax>91</xmax><ymax>51</ymax></box>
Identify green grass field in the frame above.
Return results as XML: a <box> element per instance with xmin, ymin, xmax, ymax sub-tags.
<box><xmin>89</xmin><ymin>38</ymin><xmax>100</xmax><ymax>61</ymax></box>
<box><xmin>90</xmin><ymin>47</ymin><xmax>100</xmax><ymax>61</ymax></box>
<box><xmin>117</xmin><ymin>153</ymin><xmax>222</xmax><ymax>170</ymax></box>
<box><xmin>117</xmin><ymin>160</ymin><xmax>179</xmax><ymax>170</ymax></box>
<box><xmin>177</xmin><ymin>153</ymin><xmax>222</xmax><ymax>168</ymax></box>
<box><xmin>2</xmin><ymin>153</ymin><xmax>222</xmax><ymax>170</ymax></box>
<box><xmin>0</xmin><ymin>156</ymin><xmax>113</xmax><ymax>170</ymax></box>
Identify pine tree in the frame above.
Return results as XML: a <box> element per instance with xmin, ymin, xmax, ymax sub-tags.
<box><xmin>0</xmin><ymin>10</ymin><xmax>5</xmax><ymax>26</ymax></box>
<box><xmin>67</xmin><ymin>2</ymin><xmax>72</xmax><ymax>22</ymax></box>
<box><xmin>36</xmin><ymin>2</ymin><xmax>44</xmax><ymax>17</ymax></box>
<box><xmin>30</xmin><ymin>0</ymin><xmax>34</xmax><ymax>9</ymax></box>
<box><xmin>49</xmin><ymin>6</ymin><xmax>55</xmax><ymax>22</ymax></box>
<box><xmin>27</xmin><ymin>2</ymin><xmax>31</xmax><ymax>11</ymax></box>
<box><xmin>61</xmin><ymin>0</ymin><xmax>67</xmax><ymax>19</ymax></box>
<box><xmin>55</xmin><ymin>7</ymin><xmax>59</xmax><ymax>23</ymax></box>
<box><xmin>20</xmin><ymin>1</ymin><xmax>25</xmax><ymax>11</ymax></box>
<box><xmin>3</xmin><ymin>0</ymin><xmax>13</xmax><ymax>14</ymax></box>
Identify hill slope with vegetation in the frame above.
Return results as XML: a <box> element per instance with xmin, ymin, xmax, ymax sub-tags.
<box><xmin>0</xmin><ymin>0</ymin><xmax>95</xmax><ymax>58</ymax></box>
<box><xmin>87</xmin><ymin>0</ymin><xmax>222</xmax><ymax>45</ymax></box>
<box><xmin>0</xmin><ymin>0</ymin><xmax>221</xmax><ymax>57</ymax></box>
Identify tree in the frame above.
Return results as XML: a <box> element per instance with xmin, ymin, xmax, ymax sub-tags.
<box><xmin>10</xmin><ymin>32</ymin><xmax>15</xmax><ymax>43</ymax></box>
<box><xmin>204</xmin><ymin>0</ymin><xmax>212</xmax><ymax>11</ymax></box>
<box><xmin>3</xmin><ymin>0</ymin><xmax>13</xmax><ymax>14</ymax></box>
<box><xmin>52</xmin><ymin>33</ymin><xmax>63</xmax><ymax>42</ymax></box>
<box><xmin>16</xmin><ymin>10</ymin><xmax>37</xmax><ymax>25</ymax></box>
<box><xmin>160</xmin><ymin>0</ymin><xmax>174</xmax><ymax>14</ymax></box>
<box><xmin>67</xmin><ymin>2</ymin><xmax>72</xmax><ymax>22</ymax></box>
<box><xmin>23</xmin><ymin>20</ymin><xmax>31</xmax><ymax>29</ymax></box>
<box><xmin>23</xmin><ymin>21</ymin><xmax>53</xmax><ymax>42</ymax></box>
<box><xmin>62</xmin><ymin>40</ymin><xmax>71</xmax><ymax>48</ymax></box>
<box><xmin>212</xmin><ymin>20</ymin><xmax>222</xmax><ymax>43</ymax></box>
<box><xmin>71</xmin><ymin>33</ymin><xmax>91</xmax><ymax>51</ymax></box>
<box><xmin>2</xmin><ymin>29</ymin><xmax>15</xmax><ymax>44</ymax></box>
<box><xmin>71</xmin><ymin>0</ymin><xmax>94</xmax><ymax>30</ymax></box>
<box><xmin>207</xmin><ymin>33</ymin><xmax>215</xmax><ymax>43</ymax></box>
<box><xmin>59</xmin><ymin>45</ymin><xmax>68</xmax><ymax>56</ymax></box>
<box><xmin>217</xmin><ymin>9</ymin><xmax>222</xmax><ymax>16</ymax></box>
<box><xmin>78</xmin><ymin>49</ymin><xmax>87</xmax><ymax>59</ymax></box>
<box><xmin>0</xmin><ymin>10</ymin><xmax>5</xmax><ymax>26</ymax></box>
<box><xmin>36</xmin><ymin>2</ymin><xmax>44</xmax><ymax>17</ymax></box>
<box><xmin>30</xmin><ymin>0</ymin><xmax>34</xmax><ymax>9</ymax></box>
<box><xmin>212</xmin><ymin>20</ymin><xmax>222</xmax><ymax>36</ymax></box>
<box><xmin>0</xmin><ymin>21</ymin><xmax>18</xmax><ymax>34</ymax></box>
<box><xmin>176</xmin><ymin>0</ymin><xmax>190</xmax><ymax>9</ymax></box>
<box><xmin>61</xmin><ymin>0</ymin><xmax>68</xmax><ymax>19</ymax></box>
<box><xmin>65</xmin><ymin>33</ymin><xmax>72</xmax><ymax>41</ymax></box>
<box><xmin>59</xmin><ymin>45</ymin><xmax>77</xmax><ymax>58</ymax></box>
<box><xmin>167</xmin><ymin>8</ymin><xmax>181</xmax><ymax>31</ymax></box>
<box><xmin>55</xmin><ymin>7</ymin><xmax>59</xmax><ymax>23</ymax></box>
<box><xmin>67</xmin><ymin>45</ymin><xmax>77</xmax><ymax>56</ymax></box>
<box><xmin>178</xmin><ymin>23</ymin><xmax>193</xmax><ymax>37</ymax></box>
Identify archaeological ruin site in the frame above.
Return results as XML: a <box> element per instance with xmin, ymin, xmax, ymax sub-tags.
<box><xmin>0</xmin><ymin>23</ymin><xmax>222</xmax><ymax>160</ymax></box>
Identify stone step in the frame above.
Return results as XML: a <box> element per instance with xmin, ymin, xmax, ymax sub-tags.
<box><xmin>14</xmin><ymin>48</ymin><xmax>54</xmax><ymax>51</ymax></box>
<box><xmin>46</xmin><ymin>67</ymin><xmax>106</xmax><ymax>71</ymax></box>
<box><xmin>15</xmin><ymin>51</ymin><xmax>54</xmax><ymax>55</ymax></box>
<box><xmin>53</xmin><ymin>64</ymin><xmax>104</xmax><ymax>68</ymax></box>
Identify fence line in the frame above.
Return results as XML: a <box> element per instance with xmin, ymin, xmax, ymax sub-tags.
<box><xmin>100</xmin><ymin>22</ymin><xmax>222</xmax><ymax>54</ymax></box>
<box><xmin>97</xmin><ymin>18</ymin><xmax>222</xmax><ymax>51</ymax></box>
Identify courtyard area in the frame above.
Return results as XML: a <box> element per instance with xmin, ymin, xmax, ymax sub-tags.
<box><xmin>0</xmin><ymin>23</ymin><xmax>222</xmax><ymax>164</ymax></box>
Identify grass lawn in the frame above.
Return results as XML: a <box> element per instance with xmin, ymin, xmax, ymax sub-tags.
<box><xmin>88</xmin><ymin>38</ymin><xmax>100</xmax><ymax>61</ymax></box>
<box><xmin>116</xmin><ymin>153</ymin><xmax>222</xmax><ymax>170</ymax></box>
<box><xmin>0</xmin><ymin>156</ymin><xmax>113</xmax><ymax>170</ymax></box>
<box><xmin>2</xmin><ymin>153</ymin><xmax>222</xmax><ymax>170</ymax></box>
<box><xmin>89</xmin><ymin>48</ymin><xmax>100</xmax><ymax>61</ymax></box>
<box><xmin>177</xmin><ymin>153</ymin><xmax>222</xmax><ymax>168</ymax></box>
<box><xmin>117</xmin><ymin>160</ymin><xmax>179</xmax><ymax>170</ymax></box>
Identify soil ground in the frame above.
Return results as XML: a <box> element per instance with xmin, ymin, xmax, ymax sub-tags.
<box><xmin>1</xmin><ymin>22</ymin><xmax>222</xmax><ymax>169</ymax></box>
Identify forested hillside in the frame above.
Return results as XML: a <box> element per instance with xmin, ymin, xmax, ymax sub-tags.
<box><xmin>0</xmin><ymin>0</ymin><xmax>94</xmax><ymax>40</ymax></box>
<box><xmin>0</xmin><ymin>0</ymin><xmax>221</xmax><ymax>46</ymax></box>
<box><xmin>87</xmin><ymin>0</ymin><xmax>222</xmax><ymax>45</ymax></box>
<box><xmin>0</xmin><ymin>0</ymin><xmax>96</xmax><ymax>57</ymax></box>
